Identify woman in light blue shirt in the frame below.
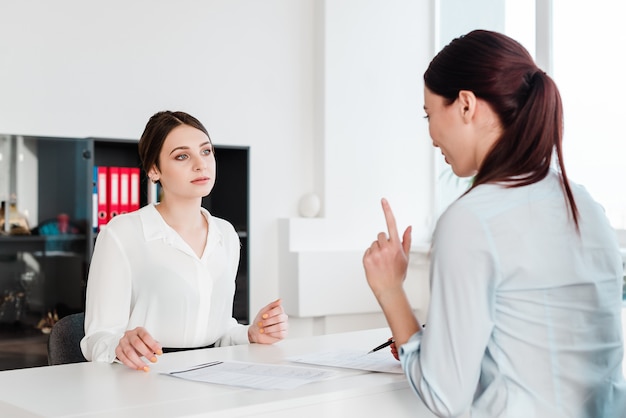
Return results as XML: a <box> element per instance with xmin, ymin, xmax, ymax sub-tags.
<box><xmin>363</xmin><ymin>30</ymin><xmax>626</xmax><ymax>417</ymax></box>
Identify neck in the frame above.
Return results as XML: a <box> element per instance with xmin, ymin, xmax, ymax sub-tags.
<box><xmin>156</xmin><ymin>197</ymin><xmax>205</xmax><ymax>230</ymax></box>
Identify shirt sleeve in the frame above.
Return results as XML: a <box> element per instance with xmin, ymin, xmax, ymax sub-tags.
<box><xmin>400</xmin><ymin>201</ymin><xmax>497</xmax><ymax>416</ymax></box>
<box><xmin>80</xmin><ymin>224</ymin><xmax>132</xmax><ymax>363</ymax></box>
<box><xmin>214</xmin><ymin>319</ymin><xmax>250</xmax><ymax>346</ymax></box>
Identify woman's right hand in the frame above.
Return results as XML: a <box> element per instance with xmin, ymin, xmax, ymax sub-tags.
<box><xmin>115</xmin><ymin>327</ymin><xmax>163</xmax><ymax>371</ymax></box>
<box><xmin>390</xmin><ymin>339</ymin><xmax>399</xmax><ymax>361</ymax></box>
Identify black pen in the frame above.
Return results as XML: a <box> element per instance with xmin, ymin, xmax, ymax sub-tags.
<box><xmin>367</xmin><ymin>324</ymin><xmax>426</xmax><ymax>354</ymax></box>
<box><xmin>367</xmin><ymin>339</ymin><xmax>394</xmax><ymax>354</ymax></box>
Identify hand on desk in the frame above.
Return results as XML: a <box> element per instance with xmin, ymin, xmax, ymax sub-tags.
<box><xmin>115</xmin><ymin>326</ymin><xmax>163</xmax><ymax>372</ymax></box>
<box><xmin>113</xmin><ymin>299</ymin><xmax>289</xmax><ymax>371</ymax></box>
<box><xmin>248</xmin><ymin>298</ymin><xmax>289</xmax><ymax>344</ymax></box>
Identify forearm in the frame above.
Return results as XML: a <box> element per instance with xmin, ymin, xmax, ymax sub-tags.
<box><xmin>376</xmin><ymin>287</ymin><xmax>421</xmax><ymax>347</ymax></box>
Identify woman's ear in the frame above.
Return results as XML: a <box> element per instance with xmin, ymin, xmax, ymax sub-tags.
<box><xmin>458</xmin><ymin>90</ymin><xmax>477</xmax><ymax>122</ymax></box>
<box><xmin>148</xmin><ymin>166</ymin><xmax>160</xmax><ymax>184</ymax></box>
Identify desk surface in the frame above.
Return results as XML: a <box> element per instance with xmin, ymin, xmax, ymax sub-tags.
<box><xmin>0</xmin><ymin>327</ymin><xmax>437</xmax><ymax>418</ymax></box>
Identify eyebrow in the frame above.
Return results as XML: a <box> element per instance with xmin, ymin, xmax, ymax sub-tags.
<box><xmin>168</xmin><ymin>141</ymin><xmax>212</xmax><ymax>155</ymax></box>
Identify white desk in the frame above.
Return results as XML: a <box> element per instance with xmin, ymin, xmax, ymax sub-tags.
<box><xmin>0</xmin><ymin>328</ymin><xmax>437</xmax><ymax>418</ymax></box>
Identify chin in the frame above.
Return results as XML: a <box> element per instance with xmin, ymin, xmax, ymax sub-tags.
<box><xmin>201</xmin><ymin>185</ymin><xmax>215</xmax><ymax>197</ymax></box>
<box><xmin>450</xmin><ymin>166</ymin><xmax>476</xmax><ymax>178</ymax></box>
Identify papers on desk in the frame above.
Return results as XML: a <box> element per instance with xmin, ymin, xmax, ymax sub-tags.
<box><xmin>163</xmin><ymin>360</ymin><xmax>338</xmax><ymax>390</ymax></box>
<box><xmin>287</xmin><ymin>349</ymin><xmax>404</xmax><ymax>374</ymax></box>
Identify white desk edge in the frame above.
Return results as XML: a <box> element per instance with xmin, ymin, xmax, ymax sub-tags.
<box><xmin>0</xmin><ymin>327</ymin><xmax>438</xmax><ymax>418</ymax></box>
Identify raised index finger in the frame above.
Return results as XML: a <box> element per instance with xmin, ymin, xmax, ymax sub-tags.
<box><xmin>381</xmin><ymin>198</ymin><xmax>400</xmax><ymax>242</ymax></box>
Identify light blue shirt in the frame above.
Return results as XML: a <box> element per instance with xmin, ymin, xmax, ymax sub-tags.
<box><xmin>400</xmin><ymin>171</ymin><xmax>626</xmax><ymax>417</ymax></box>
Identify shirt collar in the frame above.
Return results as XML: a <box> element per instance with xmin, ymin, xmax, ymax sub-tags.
<box><xmin>139</xmin><ymin>204</ymin><xmax>223</xmax><ymax>248</ymax></box>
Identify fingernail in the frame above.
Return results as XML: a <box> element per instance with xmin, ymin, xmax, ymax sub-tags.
<box><xmin>257</xmin><ymin>322</ymin><xmax>263</xmax><ymax>327</ymax></box>
<box><xmin>259</xmin><ymin>328</ymin><xmax>264</xmax><ymax>334</ymax></box>
<box><xmin>157</xmin><ymin>350</ymin><xmax>163</xmax><ymax>356</ymax></box>
<box><xmin>150</xmin><ymin>357</ymin><xmax>157</xmax><ymax>363</ymax></box>
<box><xmin>143</xmin><ymin>366</ymin><xmax>150</xmax><ymax>372</ymax></box>
<box><xmin>262</xmin><ymin>314</ymin><xmax>268</xmax><ymax>319</ymax></box>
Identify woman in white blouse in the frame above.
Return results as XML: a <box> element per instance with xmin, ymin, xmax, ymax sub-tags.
<box><xmin>81</xmin><ymin>111</ymin><xmax>288</xmax><ymax>371</ymax></box>
<box><xmin>363</xmin><ymin>30</ymin><xmax>626</xmax><ymax>416</ymax></box>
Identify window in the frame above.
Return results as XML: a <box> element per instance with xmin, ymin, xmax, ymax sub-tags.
<box><xmin>553</xmin><ymin>1</ymin><xmax>626</xmax><ymax>232</ymax></box>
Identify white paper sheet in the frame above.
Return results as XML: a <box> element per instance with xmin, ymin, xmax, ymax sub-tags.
<box><xmin>287</xmin><ymin>349</ymin><xmax>403</xmax><ymax>374</ymax></box>
<box><xmin>163</xmin><ymin>360</ymin><xmax>338</xmax><ymax>390</ymax></box>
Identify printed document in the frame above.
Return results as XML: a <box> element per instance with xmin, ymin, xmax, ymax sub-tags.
<box><xmin>287</xmin><ymin>349</ymin><xmax>403</xmax><ymax>374</ymax></box>
<box><xmin>164</xmin><ymin>360</ymin><xmax>338</xmax><ymax>390</ymax></box>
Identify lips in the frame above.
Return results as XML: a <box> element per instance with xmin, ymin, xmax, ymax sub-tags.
<box><xmin>191</xmin><ymin>177</ymin><xmax>211</xmax><ymax>184</ymax></box>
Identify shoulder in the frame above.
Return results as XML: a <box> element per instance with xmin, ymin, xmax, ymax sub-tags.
<box><xmin>202</xmin><ymin>208</ymin><xmax>238</xmax><ymax>240</ymax></box>
<box><xmin>433</xmin><ymin>182</ymin><xmax>520</xmax><ymax>248</ymax></box>
<box><xmin>101</xmin><ymin>207</ymin><xmax>143</xmax><ymax>231</ymax></box>
<box><xmin>439</xmin><ymin>184</ymin><xmax>501</xmax><ymax>226</ymax></box>
<box><xmin>98</xmin><ymin>205</ymin><xmax>152</xmax><ymax>242</ymax></box>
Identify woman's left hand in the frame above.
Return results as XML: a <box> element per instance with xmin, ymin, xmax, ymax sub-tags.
<box><xmin>363</xmin><ymin>198</ymin><xmax>412</xmax><ymax>299</ymax></box>
<box><xmin>248</xmin><ymin>298</ymin><xmax>288</xmax><ymax>344</ymax></box>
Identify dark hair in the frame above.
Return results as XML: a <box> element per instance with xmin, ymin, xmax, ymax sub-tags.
<box><xmin>138</xmin><ymin>111</ymin><xmax>213</xmax><ymax>179</ymax></box>
<box><xmin>424</xmin><ymin>29</ymin><xmax>579</xmax><ymax>228</ymax></box>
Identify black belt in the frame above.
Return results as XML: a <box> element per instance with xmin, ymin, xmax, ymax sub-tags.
<box><xmin>162</xmin><ymin>343</ymin><xmax>215</xmax><ymax>353</ymax></box>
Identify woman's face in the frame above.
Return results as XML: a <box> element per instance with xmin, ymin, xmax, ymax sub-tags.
<box><xmin>151</xmin><ymin>124</ymin><xmax>216</xmax><ymax>200</ymax></box>
<box><xmin>423</xmin><ymin>87</ymin><xmax>479</xmax><ymax>178</ymax></box>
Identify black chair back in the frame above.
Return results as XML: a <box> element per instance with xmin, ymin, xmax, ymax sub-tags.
<box><xmin>47</xmin><ymin>312</ymin><xmax>86</xmax><ymax>365</ymax></box>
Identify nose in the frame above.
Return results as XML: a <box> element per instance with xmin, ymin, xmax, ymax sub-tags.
<box><xmin>192</xmin><ymin>155</ymin><xmax>207</xmax><ymax>171</ymax></box>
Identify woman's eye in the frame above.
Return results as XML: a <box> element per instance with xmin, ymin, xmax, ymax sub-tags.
<box><xmin>423</xmin><ymin>115</ymin><xmax>430</xmax><ymax>120</ymax></box>
<box><xmin>175</xmin><ymin>153</ymin><xmax>189</xmax><ymax>161</ymax></box>
<box><xmin>201</xmin><ymin>148</ymin><xmax>212</xmax><ymax>156</ymax></box>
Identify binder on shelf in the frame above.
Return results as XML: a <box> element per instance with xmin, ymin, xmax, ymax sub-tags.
<box><xmin>130</xmin><ymin>167</ymin><xmax>140</xmax><ymax>212</ymax></box>
<box><xmin>119</xmin><ymin>167</ymin><xmax>130</xmax><ymax>215</ymax></box>
<box><xmin>97</xmin><ymin>166</ymin><xmax>108</xmax><ymax>231</ymax></box>
<box><xmin>107</xmin><ymin>166</ymin><xmax>120</xmax><ymax>220</ymax></box>
<box><xmin>92</xmin><ymin>166</ymin><xmax>98</xmax><ymax>232</ymax></box>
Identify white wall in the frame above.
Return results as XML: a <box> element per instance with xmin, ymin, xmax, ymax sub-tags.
<box><xmin>0</xmin><ymin>0</ymin><xmax>435</xmax><ymax>335</ymax></box>
<box><xmin>279</xmin><ymin>1</ymin><xmax>435</xmax><ymax>332</ymax></box>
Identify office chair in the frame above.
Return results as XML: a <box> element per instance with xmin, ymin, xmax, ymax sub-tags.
<box><xmin>47</xmin><ymin>312</ymin><xmax>87</xmax><ymax>365</ymax></box>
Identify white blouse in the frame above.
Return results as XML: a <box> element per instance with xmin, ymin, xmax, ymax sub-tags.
<box><xmin>80</xmin><ymin>204</ymin><xmax>248</xmax><ymax>363</ymax></box>
<box><xmin>400</xmin><ymin>171</ymin><xmax>626</xmax><ymax>417</ymax></box>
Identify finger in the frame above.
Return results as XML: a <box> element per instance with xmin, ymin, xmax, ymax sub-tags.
<box><xmin>263</xmin><ymin>329</ymin><xmax>288</xmax><ymax>341</ymax></box>
<box><xmin>262</xmin><ymin>319</ymin><xmax>289</xmax><ymax>334</ymax></box>
<box><xmin>363</xmin><ymin>241</ymin><xmax>379</xmax><ymax>265</ymax></box>
<box><xmin>402</xmin><ymin>226</ymin><xmax>413</xmax><ymax>255</ymax></box>
<box><xmin>258</xmin><ymin>311</ymin><xmax>288</xmax><ymax>329</ymax></box>
<box><xmin>119</xmin><ymin>328</ymin><xmax>161</xmax><ymax>369</ymax></box>
<box><xmin>376</xmin><ymin>231</ymin><xmax>388</xmax><ymax>245</ymax></box>
<box><xmin>381</xmin><ymin>198</ymin><xmax>400</xmax><ymax>242</ymax></box>
<box><xmin>133</xmin><ymin>329</ymin><xmax>163</xmax><ymax>360</ymax></box>
<box><xmin>261</xmin><ymin>321</ymin><xmax>288</xmax><ymax>339</ymax></box>
<box><xmin>262</xmin><ymin>298</ymin><xmax>282</xmax><ymax>315</ymax></box>
<box><xmin>116</xmin><ymin>344</ymin><xmax>149</xmax><ymax>371</ymax></box>
<box><xmin>259</xmin><ymin>299</ymin><xmax>283</xmax><ymax>320</ymax></box>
